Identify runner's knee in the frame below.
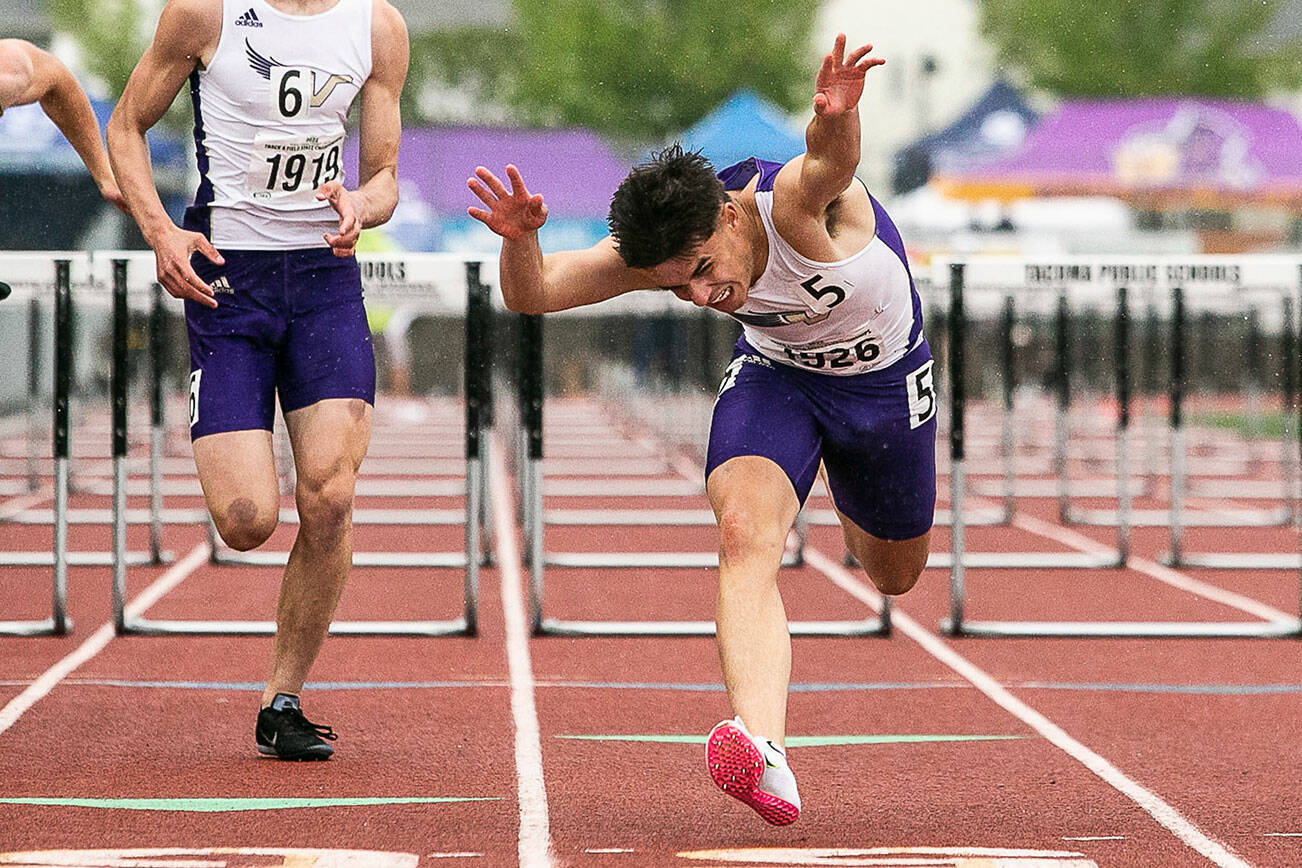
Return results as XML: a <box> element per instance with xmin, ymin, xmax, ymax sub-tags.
<box><xmin>295</xmin><ymin>470</ymin><xmax>356</xmax><ymax>543</ymax></box>
<box><xmin>847</xmin><ymin>535</ymin><xmax>928</xmax><ymax>596</ymax></box>
<box><xmin>716</xmin><ymin>504</ymin><xmax>788</xmax><ymax>566</ymax></box>
<box><xmin>867</xmin><ymin>562</ymin><xmax>923</xmax><ymax>596</ymax></box>
<box><xmin>214</xmin><ymin>496</ymin><xmax>278</xmax><ymax>551</ymax></box>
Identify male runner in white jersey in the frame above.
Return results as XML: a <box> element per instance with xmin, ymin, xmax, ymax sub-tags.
<box><xmin>107</xmin><ymin>0</ymin><xmax>408</xmax><ymax>760</ymax></box>
<box><xmin>469</xmin><ymin>35</ymin><xmax>935</xmax><ymax>823</ymax></box>
<box><xmin>0</xmin><ymin>39</ymin><xmax>127</xmax><ymax>212</ymax></box>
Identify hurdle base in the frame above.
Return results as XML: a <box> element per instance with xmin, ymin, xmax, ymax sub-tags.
<box><xmin>0</xmin><ymin>551</ymin><xmax>161</xmax><ymax>567</ymax></box>
<box><xmin>941</xmin><ymin>618</ymin><xmax>1302</xmax><ymax>638</ymax></box>
<box><xmin>210</xmin><ymin>549</ymin><xmax>469</xmax><ymax>568</ymax></box>
<box><xmin>0</xmin><ymin>617</ymin><xmax>72</xmax><ymax>637</ymax></box>
<box><xmin>1159</xmin><ymin>552</ymin><xmax>1301</xmax><ymax>569</ymax></box>
<box><xmin>543</xmin><ymin>551</ymin><xmax>803</xmax><ymax>569</ymax></box>
<box><xmin>537</xmin><ymin>616</ymin><xmax>889</xmax><ymax>638</ymax></box>
<box><xmin>118</xmin><ymin>616</ymin><xmax>475</xmax><ymax>637</ymax></box>
<box><xmin>926</xmin><ymin>551</ymin><xmax>1121</xmax><ymax>569</ymax></box>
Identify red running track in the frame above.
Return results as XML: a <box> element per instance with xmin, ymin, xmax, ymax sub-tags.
<box><xmin>0</xmin><ymin>397</ymin><xmax>1300</xmax><ymax>867</ymax></box>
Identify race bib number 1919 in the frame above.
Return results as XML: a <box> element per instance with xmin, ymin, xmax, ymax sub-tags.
<box><xmin>246</xmin><ymin>131</ymin><xmax>344</xmax><ymax>203</ymax></box>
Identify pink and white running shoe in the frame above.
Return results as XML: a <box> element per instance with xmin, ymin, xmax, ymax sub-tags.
<box><xmin>705</xmin><ymin>718</ymin><xmax>801</xmax><ymax>826</ymax></box>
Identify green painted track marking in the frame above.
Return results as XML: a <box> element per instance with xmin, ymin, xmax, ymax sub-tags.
<box><xmin>0</xmin><ymin>797</ymin><xmax>499</xmax><ymax>813</ymax></box>
<box><xmin>557</xmin><ymin>734</ymin><xmax>1026</xmax><ymax>746</ymax></box>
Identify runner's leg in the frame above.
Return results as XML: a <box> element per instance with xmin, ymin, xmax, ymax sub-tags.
<box><xmin>261</xmin><ymin>397</ymin><xmax>372</xmax><ymax>706</ymax></box>
<box><xmin>193</xmin><ymin>430</ymin><xmax>279</xmax><ymax>550</ymax></box>
<box><xmin>708</xmin><ymin>454</ymin><xmax>801</xmax><ymax>748</ymax></box>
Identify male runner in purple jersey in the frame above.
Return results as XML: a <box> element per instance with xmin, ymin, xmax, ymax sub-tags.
<box><xmin>470</xmin><ymin>35</ymin><xmax>935</xmax><ymax>824</ymax></box>
<box><xmin>108</xmin><ymin>0</ymin><xmax>408</xmax><ymax>760</ymax></box>
<box><xmin>0</xmin><ymin>39</ymin><xmax>127</xmax><ymax>212</ymax></box>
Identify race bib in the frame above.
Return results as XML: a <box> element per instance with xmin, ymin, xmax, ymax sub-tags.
<box><xmin>905</xmin><ymin>358</ymin><xmax>937</xmax><ymax>429</ymax></box>
<box><xmin>189</xmin><ymin>370</ymin><xmax>201</xmax><ymax>428</ymax></box>
<box><xmin>246</xmin><ymin>130</ymin><xmax>345</xmax><ymax>204</ymax></box>
<box><xmin>779</xmin><ymin>328</ymin><xmax>883</xmax><ymax>373</ymax></box>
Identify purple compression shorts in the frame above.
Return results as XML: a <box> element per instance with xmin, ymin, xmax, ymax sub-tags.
<box><xmin>706</xmin><ymin>336</ymin><xmax>938</xmax><ymax>541</ymax></box>
<box><xmin>185</xmin><ymin>248</ymin><xmax>375</xmax><ymax>440</ymax></box>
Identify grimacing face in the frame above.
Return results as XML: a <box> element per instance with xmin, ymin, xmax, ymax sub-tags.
<box><xmin>648</xmin><ymin>204</ymin><xmax>752</xmax><ymax>314</ymax></box>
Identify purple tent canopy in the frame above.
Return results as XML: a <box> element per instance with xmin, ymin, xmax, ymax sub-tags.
<box><xmin>934</xmin><ymin>98</ymin><xmax>1302</xmax><ymax>207</ymax></box>
<box><xmin>344</xmin><ymin>125</ymin><xmax>630</xmax><ymax>218</ymax></box>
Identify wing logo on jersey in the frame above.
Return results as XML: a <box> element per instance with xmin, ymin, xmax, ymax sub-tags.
<box><xmin>246</xmin><ymin>40</ymin><xmax>355</xmax><ymax>111</ymax></box>
<box><xmin>729</xmin><ymin>309</ymin><xmax>832</xmax><ymax>328</ymax></box>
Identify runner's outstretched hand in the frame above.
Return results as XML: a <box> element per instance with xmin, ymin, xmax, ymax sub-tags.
<box><xmin>812</xmin><ymin>33</ymin><xmax>884</xmax><ymax>118</ymax></box>
<box><xmin>467</xmin><ymin>165</ymin><xmax>548</xmax><ymax>240</ymax></box>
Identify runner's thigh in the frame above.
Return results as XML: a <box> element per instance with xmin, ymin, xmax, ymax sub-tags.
<box><xmin>706</xmin><ymin>343</ymin><xmax>822</xmax><ymax>506</ymax></box>
<box><xmin>818</xmin><ymin>347</ymin><xmax>937</xmax><ymax>541</ymax></box>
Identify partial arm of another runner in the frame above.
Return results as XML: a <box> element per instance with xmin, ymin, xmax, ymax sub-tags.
<box><xmin>0</xmin><ymin>39</ymin><xmax>127</xmax><ymax>213</ymax></box>
<box><xmin>107</xmin><ymin>0</ymin><xmax>223</xmax><ymax>308</ymax></box>
<box><xmin>318</xmin><ymin>0</ymin><xmax>409</xmax><ymax>258</ymax></box>
<box><xmin>467</xmin><ymin>164</ymin><xmax>656</xmax><ymax>314</ymax></box>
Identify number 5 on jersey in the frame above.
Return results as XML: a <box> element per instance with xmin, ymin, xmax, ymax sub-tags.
<box><xmin>906</xmin><ymin>359</ymin><xmax>937</xmax><ymax>429</ymax></box>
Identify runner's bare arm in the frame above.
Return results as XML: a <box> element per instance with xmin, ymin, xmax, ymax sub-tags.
<box><xmin>782</xmin><ymin>34</ymin><xmax>883</xmax><ymax>217</ymax></box>
<box><xmin>468</xmin><ymin>165</ymin><xmax>658</xmax><ymax>314</ymax></box>
<box><xmin>0</xmin><ymin>40</ymin><xmax>125</xmax><ymax>212</ymax></box>
<box><xmin>107</xmin><ymin>0</ymin><xmax>223</xmax><ymax>306</ymax></box>
<box><xmin>0</xmin><ymin>40</ymin><xmax>33</xmax><ymax>108</ymax></box>
<box><xmin>318</xmin><ymin>0</ymin><xmax>409</xmax><ymax>256</ymax></box>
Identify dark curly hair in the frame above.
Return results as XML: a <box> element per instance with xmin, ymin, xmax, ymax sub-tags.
<box><xmin>607</xmin><ymin>144</ymin><xmax>728</xmax><ymax>269</ymax></box>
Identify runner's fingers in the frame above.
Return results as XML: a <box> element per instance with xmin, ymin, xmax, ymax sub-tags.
<box><xmin>467</xmin><ymin>206</ymin><xmax>491</xmax><ymax>224</ymax></box>
<box><xmin>505</xmin><ymin>164</ymin><xmax>531</xmax><ymax>199</ymax></box>
<box><xmin>831</xmin><ymin>33</ymin><xmax>846</xmax><ymax>65</ymax></box>
<box><xmin>467</xmin><ymin>178</ymin><xmax>498</xmax><ymax>207</ymax></box>
<box><xmin>474</xmin><ymin>166</ymin><xmax>510</xmax><ymax>199</ymax></box>
<box><xmin>315</xmin><ymin>180</ymin><xmax>343</xmax><ymax>201</ymax></box>
<box><xmin>195</xmin><ymin>235</ymin><xmax>225</xmax><ymax>265</ymax></box>
<box><xmin>846</xmin><ymin>43</ymin><xmax>873</xmax><ymax>66</ymax></box>
<box><xmin>337</xmin><ymin>210</ymin><xmax>359</xmax><ymax>238</ymax></box>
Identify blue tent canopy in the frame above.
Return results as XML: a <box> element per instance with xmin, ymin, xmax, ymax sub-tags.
<box><xmin>678</xmin><ymin>89</ymin><xmax>804</xmax><ymax>170</ymax></box>
<box><xmin>892</xmin><ymin>79</ymin><xmax>1037</xmax><ymax>194</ymax></box>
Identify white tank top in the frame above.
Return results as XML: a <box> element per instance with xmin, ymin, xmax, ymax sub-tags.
<box><xmin>184</xmin><ymin>0</ymin><xmax>372</xmax><ymax>249</ymax></box>
<box><xmin>729</xmin><ymin>186</ymin><xmax>923</xmax><ymax>376</ymax></box>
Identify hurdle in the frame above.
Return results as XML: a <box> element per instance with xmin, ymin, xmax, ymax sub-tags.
<box><xmin>112</xmin><ymin>255</ymin><xmax>492</xmax><ymax>637</ymax></box>
<box><xmin>1163</xmin><ymin>260</ymin><xmax>1302</xmax><ymax>569</ymax></box>
<box><xmin>2</xmin><ymin>255</ymin><xmax>160</xmax><ymax>569</ymax></box>
<box><xmin>1067</xmin><ymin>261</ymin><xmax>1293</xmax><ymax>532</ymax></box>
<box><xmin>936</xmin><ymin>259</ymin><xmax>1123</xmax><ymax>573</ymax></box>
<box><xmin>941</xmin><ymin>258</ymin><xmax>1302</xmax><ymax>638</ymax></box>
<box><xmin>515</xmin><ymin>307</ymin><xmax>889</xmax><ymax>638</ymax></box>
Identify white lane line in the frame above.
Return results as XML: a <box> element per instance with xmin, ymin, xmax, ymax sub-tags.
<box><xmin>0</xmin><ymin>542</ymin><xmax>209</xmax><ymax>737</ymax></box>
<box><xmin>488</xmin><ymin>436</ymin><xmax>554</xmax><ymax>867</ymax></box>
<box><xmin>803</xmin><ymin>547</ymin><xmax>1254</xmax><ymax>868</ymax></box>
<box><xmin>1014</xmin><ymin>513</ymin><xmax>1296</xmax><ymax>623</ymax></box>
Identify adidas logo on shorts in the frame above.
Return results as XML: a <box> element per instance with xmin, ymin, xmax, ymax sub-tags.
<box><xmin>235</xmin><ymin>8</ymin><xmax>262</xmax><ymax>26</ymax></box>
<box><xmin>212</xmin><ymin>276</ymin><xmax>234</xmax><ymax>295</ymax></box>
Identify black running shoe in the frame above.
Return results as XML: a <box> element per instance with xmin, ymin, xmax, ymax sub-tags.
<box><xmin>255</xmin><ymin>693</ymin><xmax>337</xmax><ymax>760</ymax></box>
